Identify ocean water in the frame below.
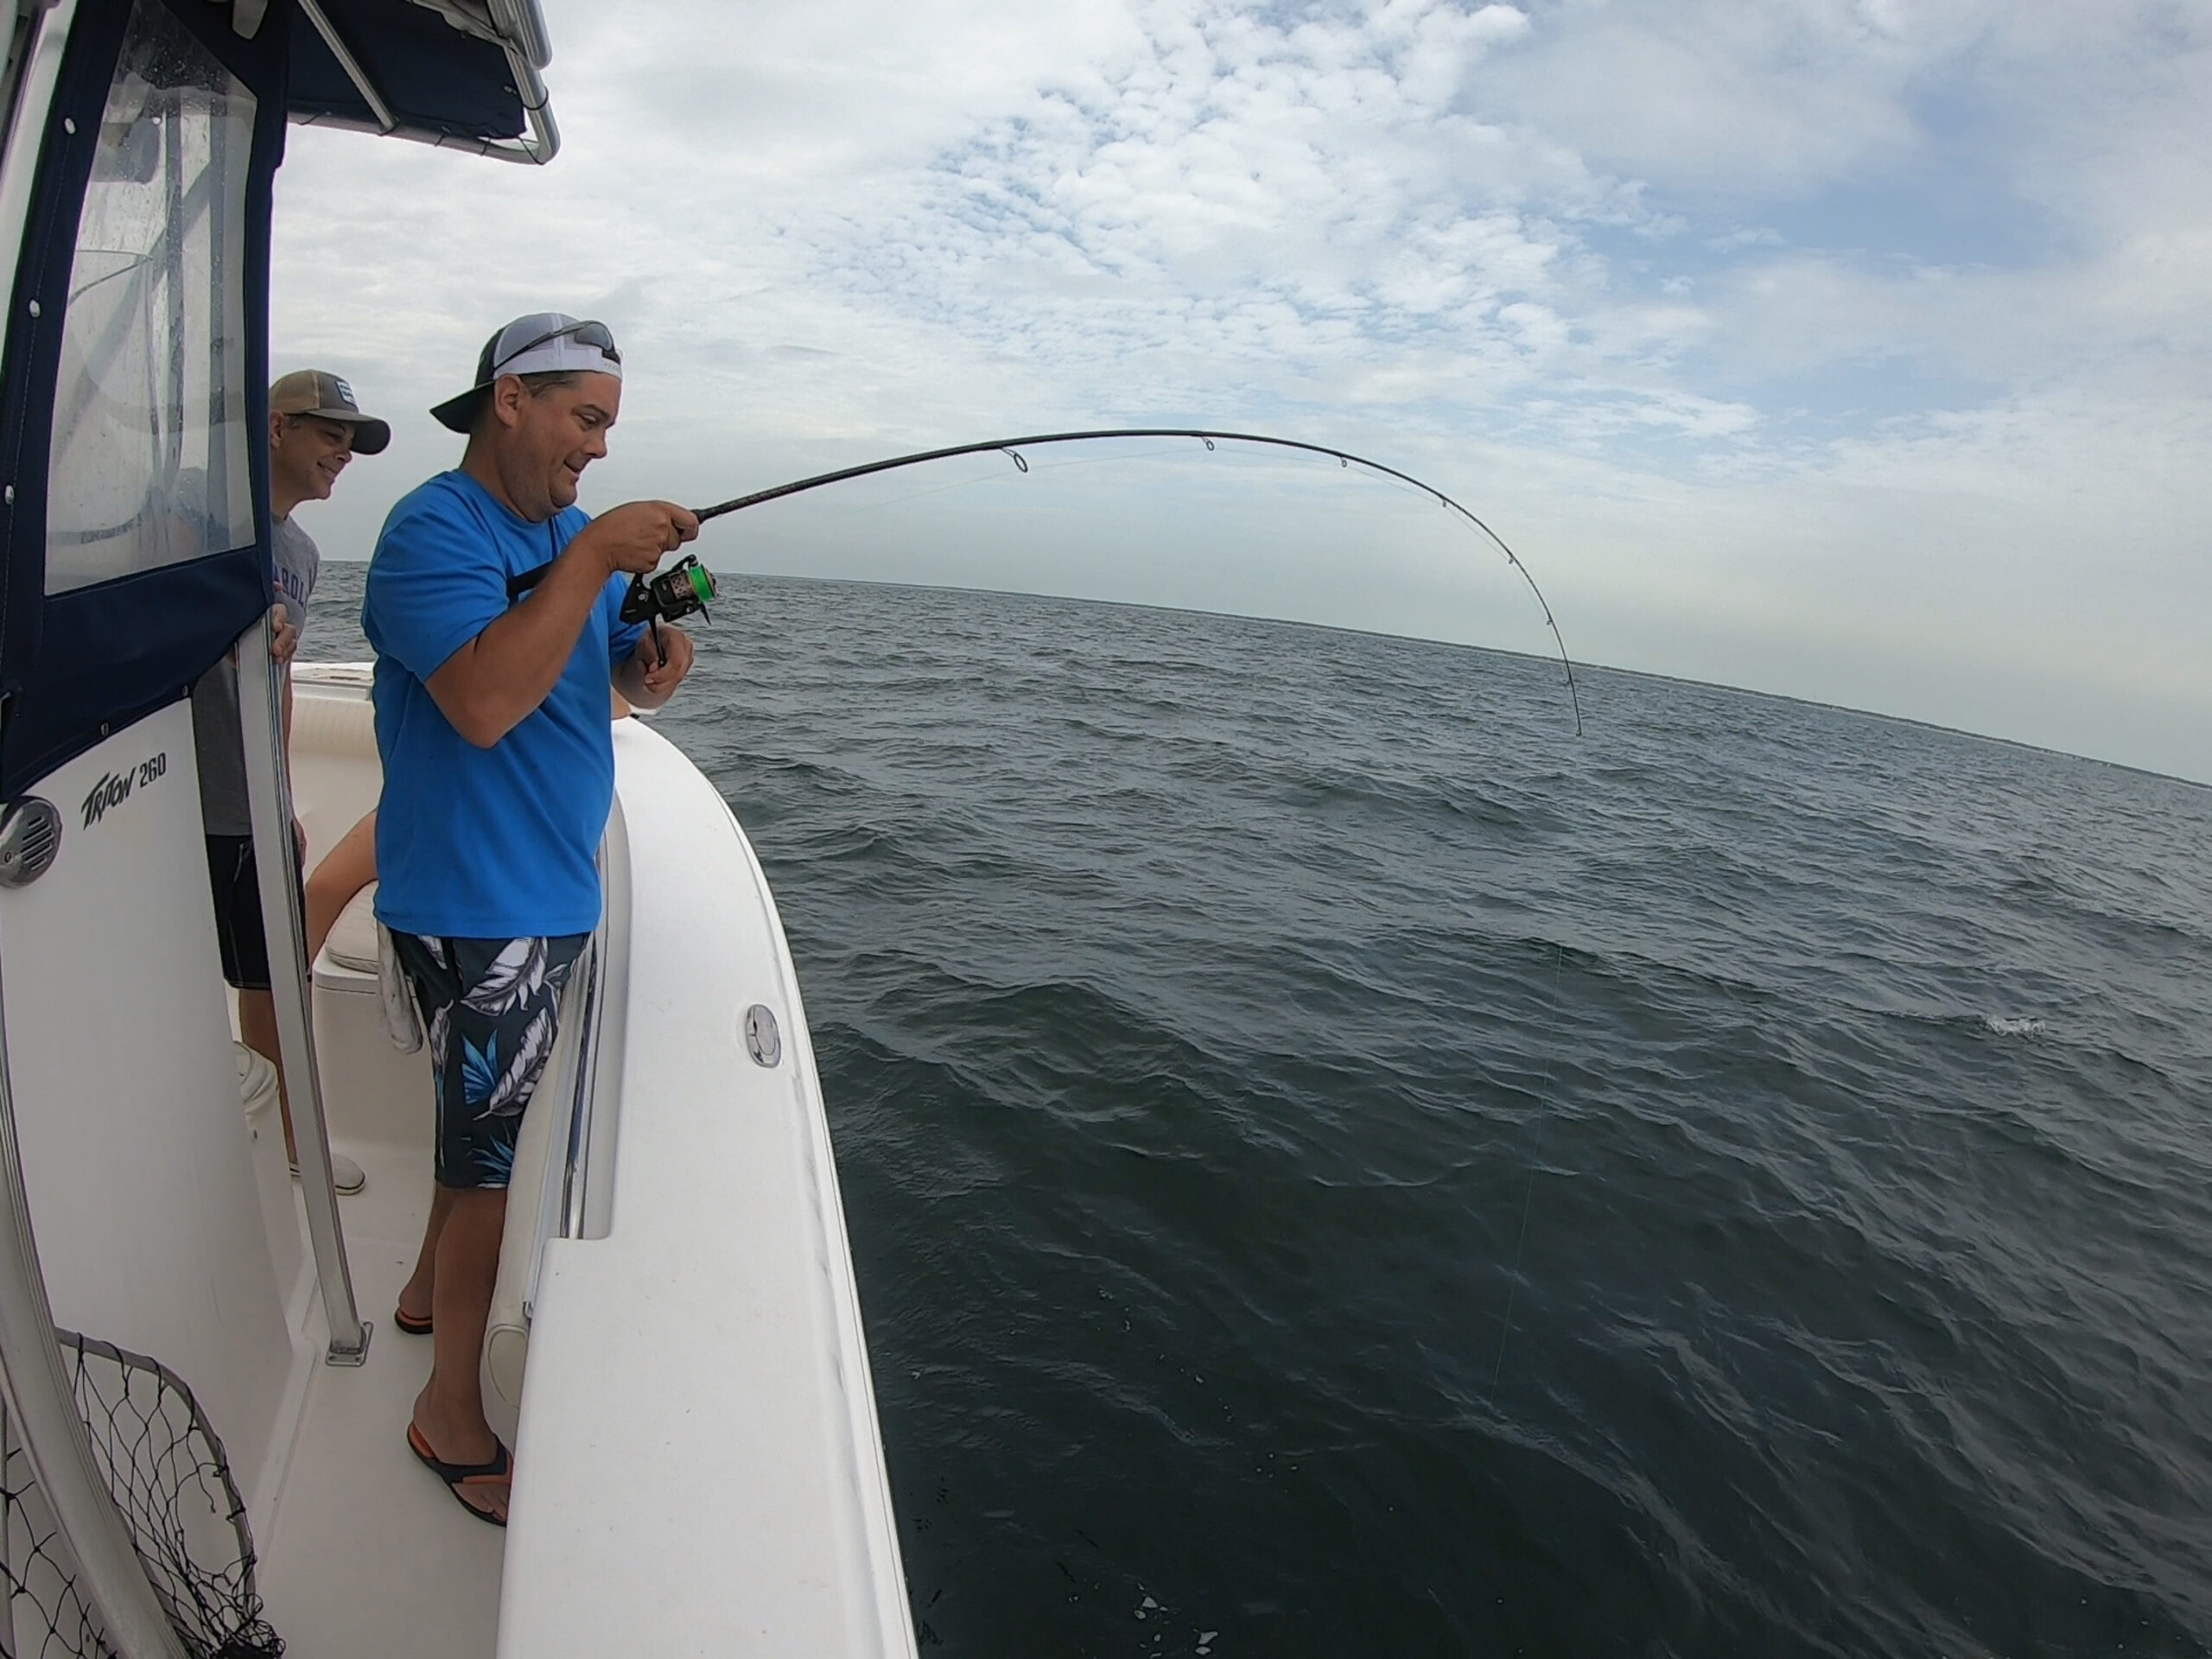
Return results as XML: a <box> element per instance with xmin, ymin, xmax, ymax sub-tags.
<box><xmin>307</xmin><ymin>564</ymin><xmax>2212</xmax><ymax>1657</ymax></box>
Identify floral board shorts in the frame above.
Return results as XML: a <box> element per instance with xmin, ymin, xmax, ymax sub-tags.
<box><xmin>388</xmin><ymin>932</ymin><xmax>588</xmax><ymax>1191</ymax></box>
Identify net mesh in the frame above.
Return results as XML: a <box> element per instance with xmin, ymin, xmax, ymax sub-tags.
<box><xmin>0</xmin><ymin>1403</ymin><xmax>105</xmax><ymax>1659</ymax></box>
<box><xmin>1</xmin><ymin>1330</ymin><xmax>281</xmax><ymax>1658</ymax></box>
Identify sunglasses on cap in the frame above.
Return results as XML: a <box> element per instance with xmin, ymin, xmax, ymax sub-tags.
<box><xmin>490</xmin><ymin>318</ymin><xmax>622</xmax><ymax>376</ymax></box>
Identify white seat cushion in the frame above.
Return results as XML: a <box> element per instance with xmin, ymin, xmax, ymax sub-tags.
<box><xmin>289</xmin><ymin>688</ymin><xmax>378</xmax><ymax>760</ymax></box>
<box><xmin>323</xmin><ymin>884</ymin><xmax>379</xmax><ymax>973</ymax></box>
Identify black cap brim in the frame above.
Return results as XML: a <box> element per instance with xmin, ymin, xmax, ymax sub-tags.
<box><xmin>429</xmin><ymin>386</ymin><xmax>487</xmax><ymax>435</ymax></box>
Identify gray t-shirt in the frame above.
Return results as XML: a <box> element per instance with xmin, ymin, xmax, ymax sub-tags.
<box><xmin>190</xmin><ymin>515</ymin><xmax>321</xmax><ymax>835</ymax></box>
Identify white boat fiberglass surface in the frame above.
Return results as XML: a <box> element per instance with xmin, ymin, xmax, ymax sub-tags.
<box><xmin>0</xmin><ymin>4</ymin><xmax>915</xmax><ymax>1656</ymax></box>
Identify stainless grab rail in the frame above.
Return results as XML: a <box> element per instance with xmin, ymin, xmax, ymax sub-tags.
<box><xmin>236</xmin><ymin>621</ymin><xmax>368</xmax><ymax>1365</ymax></box>
<box><xmin>556</xmin><ymin>934</ymin><xmax>601</xmax><ymax>1244</ymax></box>
<box><xmin>565</xmin><ymin>799</ymin><xmax>632</xmax><ymax>1244</ymax></box>
<box><xmin>556</xmin><ymin>805</ymin><xmax>628</xmax><ymax>1243</ymax></box>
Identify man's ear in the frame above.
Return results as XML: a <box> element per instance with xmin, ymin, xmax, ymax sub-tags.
<box><xmin>269</xmin><ymin>410</ymin><xmax>287</xmax><ymax>449</ymax></box>
<box><xmin>489</xmin><ymin>374</ymin><xmax>529</xmax><ymax>429</ymax></box>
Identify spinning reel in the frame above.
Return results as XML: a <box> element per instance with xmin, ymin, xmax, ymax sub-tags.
<box><xmin>620</xmin><ymin>553</ymin><xmax>716</xmax><ymax>627</ymax></box>
<box><xmin>620</xmin><ymin>552</ymin><xmax>716</xmax><ymax>665</ymax></box>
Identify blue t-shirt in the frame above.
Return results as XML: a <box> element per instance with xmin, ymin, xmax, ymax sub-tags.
<box><xmin>363</xmin><ymin>470</ymin><xmax>645</xmax><ymax>938</ymax></box>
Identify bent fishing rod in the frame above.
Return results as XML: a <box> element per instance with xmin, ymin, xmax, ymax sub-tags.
<box><xmin>631</xmin><ymin>428</ymin><xmax>1583</xmax><ymax>735</ymax></box>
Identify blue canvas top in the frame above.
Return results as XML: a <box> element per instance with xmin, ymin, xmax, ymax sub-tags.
<box><xmin>288</xmin><ymin>0</ymin><xmax>535</xmax><ymax>148</ymax></box>
<box><xmin>0</xmin><ymin>0</ymin><xmax>556</xmax><ymax>799</ymax></box>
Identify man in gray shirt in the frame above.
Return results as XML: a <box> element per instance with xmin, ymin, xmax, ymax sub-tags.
<box><xmin>194</xmin><ymin>370</ymin><xmax>390</xmax><ymax>1192</ymax></box>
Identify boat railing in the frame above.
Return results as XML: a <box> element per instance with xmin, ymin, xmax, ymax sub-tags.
<box><xmin>238</xmin><ymin>620</ymin><xmax>369</xmax><ymax>1367</ymax></box>
<box><xmin>556</xmin><ymin>938</ymin><xmax>603</xmax><ymax>1249</ymax></box>
<box><xmin>563</xmin><ymin>793</ymin><xmax>632</xmax><ymax>1247</ymax></box>
<box><xmin>513</xmin><ymin>798</ymin><xmax>629</xmax><ymax>1354</ymax></box>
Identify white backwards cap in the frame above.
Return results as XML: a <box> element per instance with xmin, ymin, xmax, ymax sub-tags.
<box><xmin>430</xmin><ymin>313</ymin><xmax>623</xmax><ymax>433</ymax></box>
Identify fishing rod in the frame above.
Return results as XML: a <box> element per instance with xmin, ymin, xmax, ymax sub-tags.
<box><xmin>632</xmin><ymin>428</ymin><xmax>1584</xmax><ymax>735</ymax></box>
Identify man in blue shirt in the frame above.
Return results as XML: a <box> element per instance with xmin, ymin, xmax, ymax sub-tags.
<box><xmin>363</xmin><ymin>314</ymin><xmax>698</xmax><ymax>1525</ymax></box>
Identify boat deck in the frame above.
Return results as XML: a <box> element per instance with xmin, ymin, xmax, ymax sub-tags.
<box><xmin>253</xmin><ymin>1139</ymin><xmax>505</xmax><ymax>1659</ymax></box>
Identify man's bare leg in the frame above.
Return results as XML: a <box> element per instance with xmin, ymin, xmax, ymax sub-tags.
<box><xmin>239</xmin><ymin>983</ymin><xmax>362</xmax><ymax>1192</ymax></box>
<box><xmin>397</xmin><ymin>1184</ymin><xmax>459</xmax><ymax>1328</ymax></box>
<box><xmin>236</xmin><ymin>988</ymin><xmax>295</xmax><ymax>1163</ymax></box>
<box><xmin>410</xmin><ymin>1185</ymin><xmax>509</xmax><ymax>1521</ymax></box>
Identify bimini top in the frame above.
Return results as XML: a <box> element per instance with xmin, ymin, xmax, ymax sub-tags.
<box><xmin>287</xmin><ymin>0</ymin><xmax>558</xmax><ymax>163</ymax></box>
<box><xmin>0</xmin><ymin>0</ymin><xmax>559</xmax><ymax>799</ymax></box>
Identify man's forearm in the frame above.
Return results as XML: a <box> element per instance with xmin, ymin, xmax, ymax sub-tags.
<box><xmin>427</xmin><ymin>543</ymin><xmax>612</xmax><ymax>747</ymax></box>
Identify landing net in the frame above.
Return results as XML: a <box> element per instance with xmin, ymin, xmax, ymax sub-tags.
<box><xmin>1</xmin><ymin>1330</ymin><xmax>281</xmax><ymax>1658</ymax></box>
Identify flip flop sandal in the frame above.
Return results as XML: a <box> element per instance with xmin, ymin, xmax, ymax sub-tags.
<box><xmin>393</xmin><ymin>1306</ymin><xmax>433</xmax><ymax>1336</ymax></box>
<box><xmin>407</xmin><ymin>1422</ymin><xmax>510</xmax><ymax>1528</ymax></box>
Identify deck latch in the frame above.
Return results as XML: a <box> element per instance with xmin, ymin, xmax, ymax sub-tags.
<box><xmin>743</xmin><ymin>1004</ymin><xmax>781</xmax><ymax>1069</ymax></box>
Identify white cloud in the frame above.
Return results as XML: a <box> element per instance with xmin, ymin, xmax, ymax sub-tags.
<box><xmin>270</xmin><ymin>0</ymin><xmax>2212</xmax><ymax>781</ymax></box>
<box><xmin>1471</xmin><ymin>0</ymin><xmax>1991</xmax><ymax>200</ymax></box>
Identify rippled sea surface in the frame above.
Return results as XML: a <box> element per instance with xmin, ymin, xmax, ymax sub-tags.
<box><xmin>310</xmin><ymin>565</ymin><xmax>2212</xmax><ymax>1657</ymax></box>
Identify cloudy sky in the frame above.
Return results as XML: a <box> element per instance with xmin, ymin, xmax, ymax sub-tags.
<box><xmin>270</xmin><ymin>0</ymin><xmax>2212</xmax><ymax>781</ymax></box>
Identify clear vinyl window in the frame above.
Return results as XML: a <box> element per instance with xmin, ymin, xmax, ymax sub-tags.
<box><xmin>44</xmin><ymin>0</ymin><xmax>257</xmax><ymax>594</ymax></box>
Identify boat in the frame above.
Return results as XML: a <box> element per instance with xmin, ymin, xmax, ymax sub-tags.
<box><xmin>0</xmin><ymin>3</ymin><xmax>916</xmax><ymax>1654</ymax></box>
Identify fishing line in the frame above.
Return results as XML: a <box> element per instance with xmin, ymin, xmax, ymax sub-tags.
<box><xmin>690</xmin><ymin>428</ymin><xmax>1585</xmax><ymax>737</ymax></box>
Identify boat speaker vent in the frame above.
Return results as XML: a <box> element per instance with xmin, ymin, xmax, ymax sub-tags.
<box><xmin>0</xmin><ymin>798</ymin><xmax>61</xmax><ymax>888</ymax></box>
